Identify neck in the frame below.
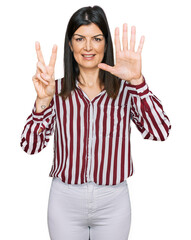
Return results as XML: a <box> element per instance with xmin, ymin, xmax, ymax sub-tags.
<box><xmin>78</xmin><ymin>67</ymin><xmax>101</xmax><ymax>88</ymax></box>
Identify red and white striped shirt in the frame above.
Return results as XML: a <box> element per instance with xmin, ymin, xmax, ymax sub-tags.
<box><xmin>21</xmin><ymin>78</ymin><xmax>171</xmax><ymax>185</ymax></box>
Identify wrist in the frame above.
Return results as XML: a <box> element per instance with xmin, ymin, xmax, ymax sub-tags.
<box><xmin>129</xmin><ymin>75</ymin><xmax>144</xmax><ymax>86</ymax></box>
<box><xmin>35</xmin><ymin>97</ymin><xmax>53</xmax><ymax>113</ymax></box>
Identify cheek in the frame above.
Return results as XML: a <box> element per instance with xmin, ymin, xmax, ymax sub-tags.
<box><xmin>96</xmin><ymin>44</ymin><xmax>105</xmax><ymax>56</ymax></box>
<box><xmin>72</xmin><ymin>47</ymin><xmax>81</xmax><ymax>61</ymax></box>
<box><xmin>71</xmin><ymin>42</ymin><xmax>81</xmax><ymax>54</ymax></box>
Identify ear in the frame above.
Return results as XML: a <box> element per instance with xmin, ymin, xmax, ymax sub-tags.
<box><xmin>69</xmin><ymin>41</ymin><xmax>73</xmax><ymax>52</ymax></box>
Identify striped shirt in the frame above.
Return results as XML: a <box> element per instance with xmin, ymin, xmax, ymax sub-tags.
<box><xmin>20</xmin><ymin>78</ymin><xmax>171</xmax><ymax>185</ymax></box>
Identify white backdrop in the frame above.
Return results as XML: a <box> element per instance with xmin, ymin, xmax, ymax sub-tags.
<box><xmin>0</xmin><ymin>0</ymin><xmax>190</xmax><ymax>239</ymax></box>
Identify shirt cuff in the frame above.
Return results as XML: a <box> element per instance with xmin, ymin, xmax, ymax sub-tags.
<box><xmin>130</xmin><ymin>76</ymin><xmax>150</xmax><ymax>99</ymax></box>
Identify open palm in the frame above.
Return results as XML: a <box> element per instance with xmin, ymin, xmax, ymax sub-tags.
<box><xmin>98</xmin><ymin>24</ymin><xmax>145</xmax><ymax>85</ymax></box>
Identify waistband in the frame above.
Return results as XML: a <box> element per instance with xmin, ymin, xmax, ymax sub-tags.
<box><xmin>53</xmin><ymin>177</ymin><xmax>127</xmax><ymax>189</ymax></box>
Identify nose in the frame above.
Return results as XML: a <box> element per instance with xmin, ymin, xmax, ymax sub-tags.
<box><xmin>84</xmin><ymin>39</ymin><xmax>92</xmax><ymax>51</ymax></box>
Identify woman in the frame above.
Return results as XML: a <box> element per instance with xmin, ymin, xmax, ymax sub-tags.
<box><xmin>21</xmin><ymin>5</ymin><xmax>171</xmax><ymax>240</ymax></box>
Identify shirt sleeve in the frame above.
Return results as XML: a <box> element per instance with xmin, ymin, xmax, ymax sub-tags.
<box><xmin>128</xmin><ymin>78</ymin><xmax>171</xmax><ymax>141</ymax></box>
<box><xmin>20</xmin><ymin>98</ymin><xmax>56</xmax><ymax>154</ymax></box>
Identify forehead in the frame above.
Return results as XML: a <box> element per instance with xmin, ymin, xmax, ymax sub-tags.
<box><xmin>74</xmin><ymin>23</ymin><xmax>103</xmax><ymax>36</ymax></box>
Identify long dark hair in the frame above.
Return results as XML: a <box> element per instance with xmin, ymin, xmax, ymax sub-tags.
<box><xmin>59</xmin><ymin>5</ymin><xmax>121</xmax><ymax>100</ymax></box>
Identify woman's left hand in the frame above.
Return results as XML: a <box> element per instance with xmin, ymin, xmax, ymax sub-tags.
<box><xmin>98</xmin><ymin>23</ymin><xmax>145</xmax><ymax>85</ymax></box>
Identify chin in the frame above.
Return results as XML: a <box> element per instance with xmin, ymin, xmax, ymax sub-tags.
<box><xmin>79</xmin><ymin>62</ymin><xmax>100</xmax><ymax>70</ymax></box>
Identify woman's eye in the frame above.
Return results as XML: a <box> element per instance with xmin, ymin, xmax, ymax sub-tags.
<box><xmin>76</xmin><ymin>38</ymin><xmax>83</xmax><ymax>42</ymax></box>
<box><xmin>94</xmin><ymin>37</ymin><xmax>102</xmax><ymax>42</ymax></box>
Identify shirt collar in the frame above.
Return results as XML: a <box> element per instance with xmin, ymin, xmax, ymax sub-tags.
<box><xmin>75</xmin><ymin>79</ymin><xmax>80</xmax><ymax>89</ymax></box>
<box><xmin>75</xmin><ymin>79</ymin><xmax>106</xmax><ymax>92</ymax></box>
<box><xmin>75</xmin><ymin>79</ymin><xmax>106</xmax><ymax>101</ymax></box>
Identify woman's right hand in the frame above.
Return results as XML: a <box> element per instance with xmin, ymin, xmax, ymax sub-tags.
<box><xmin>32</xmin><ymin>41</ymin><xmax>57</xmax><ymax>101</ymax></box>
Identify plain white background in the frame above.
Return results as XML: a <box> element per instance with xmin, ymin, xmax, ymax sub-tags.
<box><xmin>0</xmin><ymin>0</ymin><xmax>190</xmax><ymax>239</ymax></box>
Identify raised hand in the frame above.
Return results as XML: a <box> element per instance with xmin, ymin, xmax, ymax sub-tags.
<box><xmin>98</xmin><ymin>24</ymin><xmax>145</xmax><ymax>85</ymax></box>
<box><xmin>32</xmin><ymin>42</ymin><xmax>57</xmax><ymax>100</ymax></box>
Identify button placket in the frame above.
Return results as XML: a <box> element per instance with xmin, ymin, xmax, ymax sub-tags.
<box><xmin>76</xmin><ymin>85</ymin><xmax>106</xmax><ymax>183</ymax></box>
<box><xmin>86</xmin><ymin>102</ymin><xmax>94</xmax><ymax>182</ymax></box>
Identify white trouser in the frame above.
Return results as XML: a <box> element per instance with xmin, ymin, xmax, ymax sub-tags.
<box><xmin>47</xmin><ymin>177</ymin><xmax>131</xmax><ymax>240</ymax></box>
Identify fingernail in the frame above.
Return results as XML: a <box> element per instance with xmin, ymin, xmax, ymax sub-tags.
<box><xmin>53</xmin><ymin>44</ymin><xmax>57</xmax><ymax>51</ymax></box>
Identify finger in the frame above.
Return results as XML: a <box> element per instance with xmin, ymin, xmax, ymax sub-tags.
<box><xmin>49</xmin><ymin>44</ymin><xmax>58</xmax><ymax>68</ymax></box>
<box><xmin>33</xmin><ymin>71</ymin><xmax>50</xmax><ymax>83</ymax></box>
<box><xmin>136</xmin><ymin>36</ymin><xmax>145</xmax><ymax>54</ymax></box>
<box><xmin>98</xmin><ymin>63</ymin><xmax>114</xmax><ymax>74</ymax></box>
<box><xmin>36</xmin><ymin>61</ymin><xmax>47</xmax><ymax>74</ymax></box>
<box><xmin>46</xmin><ymin>65</ymin><xmax>55</xmax><ymax>77</ymax></box>
<box><xmin>114</xmin><ymin>27</ymin><xmax>121</xmax><ymax>52</ymax></box>
<box><xmin>35</xmin><ymin>41</ymin><xmax>45</xmax><ymax>65</ymax></box>
<box><xmin>122</xmin><ymin>23</ymin><xmax>128</xmax><ymax>51</ymax></box>
<box><xmin>34</xmin><ymin>73</ymin><xmax>49</xmax><ymax>85</ymax></box>
<box><xmin>130</xmin><ymin>26</ymin><xmax>136</xmax><ymax>51</ymax></box>
<box><xmin>40</xmin><ymin>73</ymin><xmax>51</xmax><ymax>82</ymax></box>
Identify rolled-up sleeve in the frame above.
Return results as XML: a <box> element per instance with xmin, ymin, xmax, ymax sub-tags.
<box><xmin>20</xmin><ymin>99</ymin><xmax>56</xmax><ymax>154</ymax></box>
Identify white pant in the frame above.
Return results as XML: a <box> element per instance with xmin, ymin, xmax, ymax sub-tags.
<box><xmin>47</xmin><ymin>177</ymin><xmax>131</xmax><ymax>240</ymax></box>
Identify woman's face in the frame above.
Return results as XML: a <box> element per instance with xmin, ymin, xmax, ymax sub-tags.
<box><xmin>70</xmin><ymin>23</ymin><xmax>105</xmax><ymax>71</ymax></box>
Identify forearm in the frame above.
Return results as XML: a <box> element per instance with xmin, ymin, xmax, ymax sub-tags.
<box><xmin>129</xmin><ymin>80</ymin><xmax>171</xmax><ymax>141</ymax></box>
<box><xmin>21</xmin><ymin>98</ymin><xmax>56</xmax><ymax>154</ymax></box>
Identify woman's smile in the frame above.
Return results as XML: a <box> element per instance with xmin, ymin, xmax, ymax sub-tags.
<box><xmin>82</xmin><ymin>54</ymin><xmax>96</xmax><ymax>60</ymax></box>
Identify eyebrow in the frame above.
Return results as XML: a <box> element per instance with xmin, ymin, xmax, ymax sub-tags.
<box><xmin>73</xmin><ymin>34</ymin><xmax>104</xmax><ymax>38</ymax></box>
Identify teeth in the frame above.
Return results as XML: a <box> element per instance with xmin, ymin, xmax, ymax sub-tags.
<box><xmin>83</xmin><ymin>55</ymin><xmax>94</xmax><ymax>57</ymax></box>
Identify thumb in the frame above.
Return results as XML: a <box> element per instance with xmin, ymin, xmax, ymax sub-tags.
<box><xmin>98</xmin><ymin>63</ymin><xmax>114</xmax><ymax>73</ymax></box>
